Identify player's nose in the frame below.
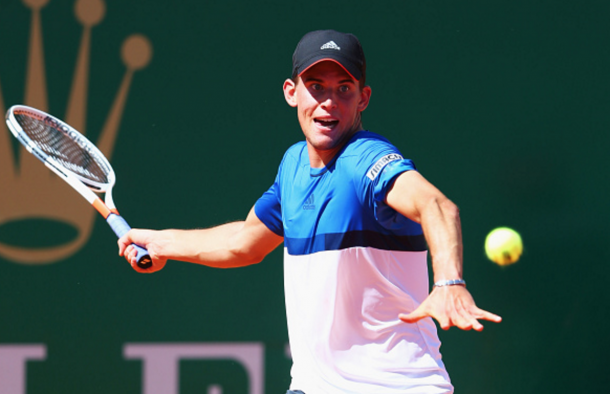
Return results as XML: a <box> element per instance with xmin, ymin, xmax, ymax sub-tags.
<box><xmin>320</xmin><ymin>92</ymin><xmax>338</xmax><ymax>110</ymax></box>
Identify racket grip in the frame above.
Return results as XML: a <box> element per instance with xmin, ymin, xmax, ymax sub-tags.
<box><xmin>106</xmin><ymin>214</ymin><xmax>153</xmax><ymax>269</ymax></box>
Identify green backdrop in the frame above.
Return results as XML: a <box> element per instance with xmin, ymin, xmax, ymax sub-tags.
<box><xmin>0</xmin><ymin>0</ymin><xmax>608</xmax><ymax>393</ymax></box>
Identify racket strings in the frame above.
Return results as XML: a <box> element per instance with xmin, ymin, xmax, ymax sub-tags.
<box><xmin>14</xmin><ymin>114</ymin><xmax>111</xmax><ymax>184</ymax></box>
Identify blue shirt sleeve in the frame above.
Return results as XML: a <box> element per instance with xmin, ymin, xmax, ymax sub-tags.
<box><xmin>350</xmin><ymin>135</ymin><xmax>421</xmax><ymax>234</ymax></box>
<box><xmin>254</xmin><ymin>175</ymin><xmax>284</xmax><ymax>237</ymax></box>
<box><xmin>372</xmin><ymin>159</ymin><xmax>420</xmax><ymax>233</ymax></box>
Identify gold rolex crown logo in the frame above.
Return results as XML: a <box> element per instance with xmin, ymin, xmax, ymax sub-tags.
<box><xmin>0</xmin><ymin>0</ymin><xmax>152</xmax><ymax>264</ymax></box>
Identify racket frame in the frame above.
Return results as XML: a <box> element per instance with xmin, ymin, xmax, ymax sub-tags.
<box><xmin>5</xmin><ymin>105</ymin><xmax>151</xmax><ymax>269</ymax></box>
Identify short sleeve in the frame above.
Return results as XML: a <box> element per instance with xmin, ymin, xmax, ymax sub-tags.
<box><xmin>348</xmin><ymin>134</ymin><xmax>420</xmax><ymax>233</ymax></box>
<box><xmin>371</xmin><ymin>158</ymin><xmax>420</xmax><ymax>232</ymax></box>
<box><xmin>254</xmin><ymin>176</ymin><xmax>284</xmax><ymax>237</ymax></box>
<box><xmin>372</xmin><ymin>158</ymin><xmax>417</xmax><ymax>204</ymax></box>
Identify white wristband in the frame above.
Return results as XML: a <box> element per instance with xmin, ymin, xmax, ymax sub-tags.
<box><xmin>433</xmin><ymin>279</ymin><xmax>466</xmax><ymax>288</ymax></box>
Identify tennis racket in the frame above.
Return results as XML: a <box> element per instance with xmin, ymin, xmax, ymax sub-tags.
<box><xmin>5</xmin><ymin>104</ymin><xmax>152</xmax><ymax>269</ymax></box>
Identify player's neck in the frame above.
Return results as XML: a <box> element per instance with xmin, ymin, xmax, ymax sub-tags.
<box><xmin>307</xmin><ymin>127</ymin><xmax>363</xmax><ymax>168</ymax></box>
<box><xmin>307</xmin><ymin>144</ymin><xmax>341</xmax><ymax>168</ymax></box>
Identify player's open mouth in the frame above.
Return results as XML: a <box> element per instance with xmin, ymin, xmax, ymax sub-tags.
<box><xmin>315</xmin><ymin>118</ymin><xmax>339</xmax><ymax>129</ymax></box>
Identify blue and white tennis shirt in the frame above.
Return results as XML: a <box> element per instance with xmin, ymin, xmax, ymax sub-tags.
<box><xmin>255</xmin><ymin>131</ymin><xmax>453</xmax><ymax>393</ymax></box>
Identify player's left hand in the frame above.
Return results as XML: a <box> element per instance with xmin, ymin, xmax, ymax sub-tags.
<box><xmin>399</xmin><ymin>285</ymin><xmax>502</xmax><ymax>331</ymax></box>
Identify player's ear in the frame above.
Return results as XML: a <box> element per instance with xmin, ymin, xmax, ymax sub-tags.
<box><xmin>283</xmin><ymin>78</ymin><xmax>298</xmax><ymax>107</ymax></box>
<box><xmin>358</xmin><ymin>85</ymin><xmax>372</xmax><ymax>112</ymax></box>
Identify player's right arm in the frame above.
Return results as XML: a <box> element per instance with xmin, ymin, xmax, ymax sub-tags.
<box><xmin>118</xmin><ymin>206</ymin><xmax>284</xmax><ymax>273</ymax></box>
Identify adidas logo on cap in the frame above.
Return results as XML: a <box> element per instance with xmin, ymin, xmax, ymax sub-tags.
<box><xmin>292</xmin><ymin>30</ymin><xmax>365</xmax><ymax>81</ymax></box>
<box><xmin>320</xmin><ymin>41</ymin><xmax>341</xmax><ymax>50</ymax></box>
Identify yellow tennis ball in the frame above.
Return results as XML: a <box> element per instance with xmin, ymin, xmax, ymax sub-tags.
<box><xmin>485</xmin><ymin>227</ymin><xmax>523</xmax><ymax>266</ymax></box>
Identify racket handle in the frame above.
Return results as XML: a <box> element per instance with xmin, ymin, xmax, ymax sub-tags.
<box><xmin>106</xmin><ymin>214</ymin><xmax>153</xmax><ymax>269</ymax></box>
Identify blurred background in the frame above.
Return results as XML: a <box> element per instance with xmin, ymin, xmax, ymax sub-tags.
<box><xmin>0</xmin><ymin>0</ymin><xmax>608</xmax><ymax>393</ymax></box>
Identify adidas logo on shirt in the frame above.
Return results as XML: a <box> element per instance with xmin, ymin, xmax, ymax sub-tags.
<box><xmin>303</xmin><ymin>194</ymin><xmax>316</xmax><ymax>210</ymax></box>
<box><xmin>320</xmin><ymin>41</ymin><xmax>341</xmax><ymax>51</ymax></box>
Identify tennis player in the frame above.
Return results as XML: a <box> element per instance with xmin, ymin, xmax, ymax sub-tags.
<box><xmin>119</xmin><ymin>29</ymin><xmax>501</xmax><ymax>393</ymax></box>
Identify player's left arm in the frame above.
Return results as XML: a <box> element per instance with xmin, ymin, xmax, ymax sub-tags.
<box><xmin>385</xmin><ymin>170</ymin><xmax>502</xmax><ymax>331</ymax></box>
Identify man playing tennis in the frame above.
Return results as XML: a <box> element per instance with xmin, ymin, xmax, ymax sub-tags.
<box><xmin>119</xmin><ymin>30</ymin><xmax>501</xmax><ymax>393</ymax></box>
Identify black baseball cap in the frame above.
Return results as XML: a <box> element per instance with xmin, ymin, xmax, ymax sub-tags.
<box><xmin>291</xmin><ymin>30</ymin><xmax>366</xmax><ymax>82</ymax></box>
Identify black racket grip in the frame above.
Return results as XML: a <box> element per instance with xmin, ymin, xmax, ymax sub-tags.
<box><xmin>106</xmin><ymin>214</ymin><xmax>153</xmax><ymax>270</ymax></box>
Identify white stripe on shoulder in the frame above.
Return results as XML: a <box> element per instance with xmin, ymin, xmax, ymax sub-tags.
<box><xmin>366</xmin><ymin>153</ymin><xmax>403</xmax><ymax>180</ymax></box>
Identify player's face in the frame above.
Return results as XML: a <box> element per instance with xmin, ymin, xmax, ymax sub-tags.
<box><xmin>284</xmin><ymin>61</ymin><xmax>371</xmax><ymax>166</ymax></box>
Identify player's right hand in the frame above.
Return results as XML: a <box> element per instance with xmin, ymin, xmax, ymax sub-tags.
<box><xmin>118</xmin><ymin>229</ymin><xmax>167</xmax><ymax>273</ymax></box>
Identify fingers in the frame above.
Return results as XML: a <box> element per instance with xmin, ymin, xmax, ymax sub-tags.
<box><xmin>117</xmin><ymin>229</ymin><xmax>139</xmax><ymax>257</ymax></box>
<box><xmin>117</xmin><ymin>230</ymin><xmax>167</xmax><ymax>274</ymax></box>
<box><xmin>121</xmin><ymin>244</ymin><xmax>138</xmax><ymax>266</ymax></box>
<box><xmin>399</xmin><ymin>286</ymin><xmax>502</xmax><ymax>331</ymax></box>
<box><xmin>460</xmin><ymin>301</ymin><xmax>503</xmax><ymax>331</ymax></box>
<box><xmin>401</xmin><ymin>305</ymin><xmax>480</xmax><ymax>331</ymax></box>
<box><xmin>123</xmin><ymin>245</ymin><xmax>167</xmax><ymax>273</ymax></box>
<box><xmin>469</xmin><ymin>307</ymin><xmax>503</xmax><ymax>325</ymax></box>
<box><xmin>453</xmin><ymin>297</ymin><xmax>480</xmax><ymax>331</ymax></box>
<box><xmin>442</xmin><ymin>296</ymin><xmax>500</xmax><ymax>331</ymax></box>
<box><xmin>117</xmin><ymin>236</ymin><xmax>130</xmax><ymax>257</ymax></box>
<box><xmin>398</xmin><ymin>307</ymin><xmax>426</xmax><ymax>324</ymax></box>
<box><xmin>126</xmin><ymin>245</ymin><xmax>136</xmax><ymax>263</ymax></box>
<box><xmin>399</xmin><ymin>303</ymin><xmax>455</xmax><ymax>330</ymax></box>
